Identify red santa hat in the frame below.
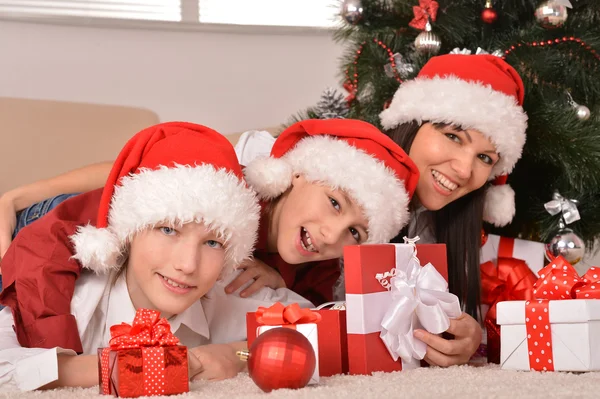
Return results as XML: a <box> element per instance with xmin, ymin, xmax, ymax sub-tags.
<box><xmin>380</xmin><ymin>54</ymin><xmax>528</xmax><ymax>227</ymax></box>
<box><xmin>243</xmin><ymin>119</ymin><xmax>420</xmax><ymax>244</ymax></box>
<box><xmin>70</xmin><ymin>122</ymin><xmax>260</xmax><ymax>274</ymax></box>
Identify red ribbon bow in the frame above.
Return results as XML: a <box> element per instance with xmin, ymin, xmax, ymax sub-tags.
<box><xmin>533</xmin><ymin>256</ymin><xmax>600</xmax><ymax>300</ymax></box>
<box><xmin>409</xmin><ymin>0</ymin><xmax>439</xmax><ymax>30</ymax></box>
<box><xmin>481</xmin><ymin>258</ymin><xmax>538</xmax><ymax>323</ymax></box>
<box><xmin>255</xmin><ymin>302</ymin><xmax>322</xmax><ymax>326</ymax></box>
<box><xmin>109</xmin><ymin>309</ymin><xmax>180</xmax><ymax>349</ymax></box>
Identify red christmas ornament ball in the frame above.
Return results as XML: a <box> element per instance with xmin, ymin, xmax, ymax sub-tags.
<box><xmin>247</xmin><ymin>328</ymin><xmax>316</xmax><ymax>392</ymax></box>
<box><xmin>481</xmin><ymin>8</ymin><xmax>498</xmax><ymax>24</ymax></box>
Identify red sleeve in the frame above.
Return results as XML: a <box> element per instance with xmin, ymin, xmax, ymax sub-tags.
<box><xmin>0</xmin><ymin>189</ymin><xmax>102</xmax><ymax>353</ymax></box>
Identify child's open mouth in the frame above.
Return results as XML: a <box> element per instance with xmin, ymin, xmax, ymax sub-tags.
<box><xmin>300</xmin><ymin>227</ymin><xmax>318</xmax><ymax>253</ymax></box>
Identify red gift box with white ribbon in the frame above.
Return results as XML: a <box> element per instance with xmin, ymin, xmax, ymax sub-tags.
<box><xmin>344</xmin><ymin>240</ymin><xmax>459</xmax><ymax>375</ymax></box>
<box><xmin>497</xmin><ymin>256</ymin><xmax>600</xmax><ymax>371</ymax></box>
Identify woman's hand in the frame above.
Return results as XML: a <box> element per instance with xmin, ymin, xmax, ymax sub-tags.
<box><xmin>225</xmin><ymin>258</ymin><xmax>286</xmax><ymax>297</ymax></box>
<box><xmin>414</xmin><ymin>312</ymin><xmax>482</xmax><ymax>367</ymax></box>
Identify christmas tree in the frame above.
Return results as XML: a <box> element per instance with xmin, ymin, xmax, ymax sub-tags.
<box><xmin>297</xmin><ymin>0</ymin><xmax>600</xmax><ymax>252</ymax></box>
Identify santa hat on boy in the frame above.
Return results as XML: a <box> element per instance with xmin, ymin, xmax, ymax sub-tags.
<box><xmin>243</xmin><ymin>119</ymin><xmax>420</xmax><ymax>244</ymax></box>
<box><xmin>70</xmin><ymin>122</ymin><xmax>260</xmax><ymax>274</ymax></box>
<box><xmin>380</xmin><ymin>54</ymin><xmax>528</xmax><ymax>227</ymax></box>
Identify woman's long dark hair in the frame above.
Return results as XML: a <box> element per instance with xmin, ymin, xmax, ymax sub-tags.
<box><xmin>387</xmin><ymin>121</ymin><xmax>486</xmax><ymax>319</ymax></box>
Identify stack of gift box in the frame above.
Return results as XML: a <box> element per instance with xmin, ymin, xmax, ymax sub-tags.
<box><xmin>100</xmin><ymin>236</ymin><xmax>599</xmax><ymax>398</ymax></box>
<box><xmin>247</xmin><ymin>235</ymin><xmax>600</xmax><ymax>377</ymax></box>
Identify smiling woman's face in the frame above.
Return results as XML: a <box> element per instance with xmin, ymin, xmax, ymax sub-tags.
<box><xmin>409</xmin><ymin>123</ymin><xmax>499</xmax><ymax>211</ymax></box>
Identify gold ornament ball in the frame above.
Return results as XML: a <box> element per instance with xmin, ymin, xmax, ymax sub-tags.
<box><xmin>414</xmin><ymin>30</ymin><xmax>441</xmax><ymax>55</ymax></box>
<box><xmin>545</xmin><ymin>228</ymin><xmax>586</xmax><ymax>265</ymax></box>
<box><xmin>535</xmin><ymin>1</ymin><xmax>568</xmax><ymax>29</ymax></box>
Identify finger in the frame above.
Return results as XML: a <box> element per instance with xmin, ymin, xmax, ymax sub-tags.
<box><xmin>414</xmin><ymin>329</ymin><xmax>465</xmax><ymax>356</ymax></box>
<box><xmin>187</xmin><ymin>354</ymin><xmax>204</xmax><ymax>380</ymax></box>
<box><xmin>445</xmin><ymin>315</ymin><xmax>472</xmax><ymax>338</ymax></box>
<box><xmin>224</xmin><ymin>269</ymin><xmax>258</xmax><ymax>294</ymax></box>
<box><xmin>422</xmin><ymin>345</ymin><xmax>461</xmax><ymax>368</ymax></box>
<box><xmin>240</xmin><ymin>277</ymin><xmax>268</xmax><ymax>298</ymax></box>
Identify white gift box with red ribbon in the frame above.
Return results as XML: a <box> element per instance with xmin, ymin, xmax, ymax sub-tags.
<box><xmin>497</xmin><ymin>257</ymin><xmax>600</xmax><ymax>371</ymax></box>
<box><xmin>481</xmin><ymin>234</ymin><xmax>545</xmax><ymax>277</ymax></box>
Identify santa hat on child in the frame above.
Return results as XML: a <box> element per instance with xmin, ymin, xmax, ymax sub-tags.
<box><xmin>243</xmin><ymin>119</ymin><xmax>420</xmax><ymax>244</ymax></box>
<box><xmin>380</xmin><ymin>54</ymin><xmax>528</xmax><ymax>227</ymax></box>
<box><xmin>70</xmin><ymin>122</ymin><xmax>260</xmax><ymax>274</ymax></box>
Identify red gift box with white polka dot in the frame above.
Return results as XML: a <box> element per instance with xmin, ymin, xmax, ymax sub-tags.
<box><xmin>97</xmin><ymin>345</ymin><xmax>189</xmax><ymax>397</ymax></box>
<box><xmin>496</xmin><ymin>257</ymin><xmax>600</xmax><ymax>372</ymax></box>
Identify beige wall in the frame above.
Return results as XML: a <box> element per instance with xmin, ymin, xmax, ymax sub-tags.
<box><xmin>0</xmin><ymin>20</ymin><xmax>344</xmax><ymax>135</ymax></box>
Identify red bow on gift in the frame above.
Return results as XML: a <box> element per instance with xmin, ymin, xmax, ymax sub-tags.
<box><xmin>109</xmin><ymin>309</ymin><xmax>180</xmax><ymax>349</ymax></box>
<box><xmin>481</xmin><ymin>258</ymin><xmax>538</xmax><ymax>323</ymax></box>
<box><xmin>409</xmin><ymin>0</ymin><xmax>439</xmax><ymax>30</ymax></box>
<box><xmin>256</xmin><ymin>302</ymin><xmax>322</xmax><ymax>325</ymax></box>
<box><xmin>480</xmin><ymin>257</ymin><xmax>537</xmax><ymax>364</ymax></box>
<box><xmin>532</xmin><ymin>256</ymin><xmax>600</xmax><ymax>300</ymax></box>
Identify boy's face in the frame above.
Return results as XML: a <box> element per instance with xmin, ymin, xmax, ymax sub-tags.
<box><xmin>125</xmin><ymin>222</ymin><xmax>226</xmax><ymax>318</ymax></box>
<box><xmin>274</xmin><ymin>175</ymin><xmax>369</xmax><ymax>265</ymax></box>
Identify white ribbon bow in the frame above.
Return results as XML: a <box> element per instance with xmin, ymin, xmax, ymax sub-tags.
<box><xmin>544</xmin><ymin>191</ymin><xmax>580</xmax><ymax>225</ymax></box>
<box><xmin>378</xmin><ymin>237</ymin><xmax>462</xmax><ymax>362</ymax></box>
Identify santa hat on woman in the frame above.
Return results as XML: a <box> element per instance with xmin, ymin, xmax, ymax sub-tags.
<box><xmin>380</xmin><ymin>54</ymin><xmax>528</xmax><ymax>227</ymax></box>
<box><xmin>70</xmin><ymin>122</ymin><xmax>260</xmax><ymax>274</ymax></box>
<box><xmin>243</xmin><ymin>119</ymin><xmax>420</xmax><ymax>244</ymax></box>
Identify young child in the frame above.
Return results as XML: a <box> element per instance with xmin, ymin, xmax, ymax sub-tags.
<box><xmin>225</xmin><ymin>119</ymin><xmax>421</xmax><ymax>305</ymax></box>
<box><xmin>0</xmin><ymin>122</ymin><xmax>310</xmax><ymax>392</ymax></box>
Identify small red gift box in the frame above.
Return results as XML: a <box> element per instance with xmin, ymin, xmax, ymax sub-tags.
<box><xmin>98</xmin><ymin>309</ymin><xmax>189</xmax><ymax>397</ymax></box>
<box><xmin>344</xmin><ymin>243</ymin><xmax>451</xmax><ymax>375</ymax></box>
<box><xmin>247</xmin><ymin>303</ymin><xmax>348</xmax><ymax>377</ymax></box>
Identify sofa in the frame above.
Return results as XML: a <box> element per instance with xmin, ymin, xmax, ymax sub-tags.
<box><xmin>0</xmin><ymin>97</ymin><xmax>276</xmax><ymax>194</ymax></box>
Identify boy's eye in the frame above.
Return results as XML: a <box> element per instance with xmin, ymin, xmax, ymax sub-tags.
<box><xmin>206</xmin><ymin>240</ymin><xmax>223</xmax><ymax>249</ymax></box>
<box><xmin>478</xmin><ymin>154</ymin><xmax>494</xmax><ymax>165</ymax></box>
<box><xmin>160</xmin><ymin>226</ymin><xmax>176</xmax><ymax>236</ymax></box>
<box><xmin>349</xmin><ymin>227</ymin><xmax>361</xmax><ymax>242</ymax></box>
<box><xmin>445</xmin><ymin>133</ymin><xmax>461</xmax><ymax>143</ymax></box>
<box><xmin>329</xmin><ymin>197</ymin><xmax>340</xmax><ymax>211</ymax></box>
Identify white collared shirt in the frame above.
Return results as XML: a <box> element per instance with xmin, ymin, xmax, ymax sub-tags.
<box><xmin>0</xmin><ymin>270</ymin><xmax>313</xmax><ymax>392</ymax></box>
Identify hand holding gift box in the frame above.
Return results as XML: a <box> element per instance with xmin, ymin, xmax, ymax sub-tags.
<box><xmin>98</xmin><ymin>309</ymin><xmax>189</xmax><ymax>397</ymax></box>
<box><xmin>498</xmin><ymin>256</ymin><xmax>600</xmax><ymax>371</ymax></box>
<box><xmin>247</xmin><ymin>302</ymin><xmax>321</xmax><ymax>384</ymax></box>
<box><xmin>345</xmin><ymin>237</ymin><xmax>461</xmax><ymax>375</ymax></box>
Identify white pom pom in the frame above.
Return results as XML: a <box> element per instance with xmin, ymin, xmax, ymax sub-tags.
<box><xmin>483</xmin><ymin>184</ymin><xmax>516</xmax><ymax>227</ymax></box>
<box><xmin>243</xmin><ymin>156</ymin><xmax>294</xmax><ymax>200</ymax></box>
<box><xmin>70</xmin><ymin>225</ymin><xmax>122</xmax><ymax>273</ymax></box>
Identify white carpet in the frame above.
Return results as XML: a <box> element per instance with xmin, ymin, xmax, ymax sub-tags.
<box><xmin>2</xmin><ymin>365</ymin><xmax>599</xmax><ymax>399</ymax></box>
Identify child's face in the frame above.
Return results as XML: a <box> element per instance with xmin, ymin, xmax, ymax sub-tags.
<box><xmin>274</xmin><ymin>175</ymin><xmax>369</xmax><ymax>265</ymax></box>
<box><xmin>409</xmin><ymin>123</ymin><xmax>499</xmax><ymax>211</ymax></box>
<box><xmin>125</xmin><ymin>222</ymin><xmax>226</xmax><ymax>317</ymax></box>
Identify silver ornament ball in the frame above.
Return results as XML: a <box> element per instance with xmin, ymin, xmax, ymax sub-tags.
<box><xmin>341</xmin><ymin>0</ymin><xmax>363</xmax><ymax>25</ymax></box>
<box><xmin>575</xmin><ymin>104</ymin><xmax>591</xmax><ymax>121</ymax></box>
<box><xmin>414</xmin><ymin>30</ymin><xmax>441</xmax><ymax>55</ymax></box>
<box><xmin>545</xmin><ymin>228</ymin><xmax>586</xmax><ymax>265</ymax></box>
<box><xmin>535</xmin><ymin>1</ymin><xmax>568</xmax><ymax>29</ymax></box>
